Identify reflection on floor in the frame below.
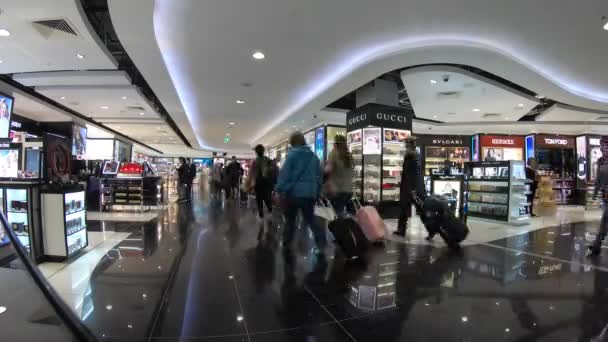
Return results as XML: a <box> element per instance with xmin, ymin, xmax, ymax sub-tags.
<box><xmin>36</xmin><ymin>195</ymin><xmax>608</xmax><ymax>341</ymax></box>
<box><xmin>87</xmin><ymin>211</ymin><xmax>160</xmax><ymax>222</ymax></box>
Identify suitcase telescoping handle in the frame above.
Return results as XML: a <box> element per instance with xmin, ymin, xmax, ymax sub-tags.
<box><xmin>352</xmin><ymin>198</ymin><xmax>362</xmax><ymax>210</ymax></box>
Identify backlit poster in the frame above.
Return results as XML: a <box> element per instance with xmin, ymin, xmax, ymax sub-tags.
<box><xmin>383</xmin><ymin>128</ymin><xmax>411</xmax><ymax>144</ymax></box>
<box><xmin>0</xmin><ymin>93</ymin><xmax>14</xmax><ymax>139</ymax></box>
<box><xmin>0</xmin><ymin>149</ymin><xmax>19</xmax><ymax>178</ymax></box>
<box><xmin>362</xmin><ymin>127</ymin><xmax>381</xmax><ymax>155</ymax></box>
<box><xmin>433</xmin><ymin>180</ymin><xmax>461</xmax><ymax>217</ymax></box>
<box><xmin>576</xmin><ymin>136</ymin><xmax>587</xmax><ymax>181</ymax></box>
<box><xmin>525</xmin><ymin>135</ymin><xmax>535</xmax><ymax>165</ymax></box>
<box><xmin>315</xmin><ymin>126</ymin><xmax>325</xmax><ymax>160</ymax></box>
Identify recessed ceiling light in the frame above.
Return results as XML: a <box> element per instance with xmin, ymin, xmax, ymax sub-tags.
<box><xmin>226</xmin><ymin>133</ymin><xmax>231</xmax><ymax>136</ymax></box>
<box><xmin>0</xmin><ymin>60</ymin><xmax>3</xmax><ymax>64</ymax></box>
<box><xmin>430</xmin><ymin>80</ymin><xmax>437</xmax><ymax>84</ymax></box>
<box><xmin>603</xmin><ymin>17</ymin><xmax>608</xmax><ymax>30</ymax></box>
<box><xmin>100</xmin><ymin>106</ymin><xmax>109</xmax><ymax>110</ymax></box>
<box><xmin>433</xmin><ymin>115</ymin><xmax>438</xmax><ymax>118</ymax></box>
<box><xmin>60</xmin><ymin>96</ymin><xmax>66</xmax><ymax>100</ymax></box>
<box><xmin>517</xmin><ymin>103</ymin><xmax>524</xmax><ymax>107</ymax></box>
<box><xmin>76</xmin><ymin>53</ymin><xmax>85</xmax><ymax>59</ymax></box>
<box><xmin>535</xmin><ymin>94</ymin><xmax>545</xmax><ymax>99</ymax></box>
<box><xmin>0</xmin><ymin>29</ymin><xmax>10</xmax><ymax>37</ymax></box>
<box><xmin>122</xmin><ymin>96</ymin><xmax>127</xmax><ymax>100</ymax></box>
<box><xmin>236</xmin><ymin>99</ymin><xmax>245</xmax><ymax>104</ymax></box>
<box><xmin>229</xmin><ymin>122</ymin><xmax>235</xmax><ymax>125</ymax></box>
<box><xmin>472</xmin><ymin>108</ymin><xmax>481</xmax><ymax>112</ymax></box>
<box><xmin>139</xmin><ymin>112</ymin><xmax>144</xmax><ymax>116</ymax></box>
<box><xmin>252</xmin><ymin>51</ymin><xmax>265</xmax><ymax>60</ymax></box>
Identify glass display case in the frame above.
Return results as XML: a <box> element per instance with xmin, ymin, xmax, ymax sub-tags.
<box><xmin>41</xmin><ymin>188</ymin><xmax>87</xmax><ymax>259</ymax></box>
<box><xmin>348</xmin><ymin>130</ymin><xmax>363</xmax><ymax>200</ymax></box>
<box><xmin>381</xmin><ymin>130</ymin><xmax>406</xmax><ymax>202</ymax></box>
<box><xmin>6</xmin><ymin>188</ymin><xmax>30</xmax><ymax>253</ymax></box>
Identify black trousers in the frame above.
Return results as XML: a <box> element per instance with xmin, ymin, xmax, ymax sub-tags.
<box><xmin>255</xmin><ymin>184</ymin><xmax>273</xmax><ymax>218</ymax></box>
<box><xmin>593</xmin><ymin>201</ymin><xmax>608</xmax><ymax>251</ymax></box>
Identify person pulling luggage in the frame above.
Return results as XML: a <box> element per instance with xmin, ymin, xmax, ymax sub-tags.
<box><xmin>394</xmin><ymin>137</ymin><xmax>424</xmax><ymax>237</ymax></box>
<box><xmin>325</xmin><ymin>134</ymin><xmax>353</xmax><ymax>217</ymax></box>
<box><xmin>589</xmin><ymin>147</ymin><xmax>608</xmax><ymax>256</ymax></box>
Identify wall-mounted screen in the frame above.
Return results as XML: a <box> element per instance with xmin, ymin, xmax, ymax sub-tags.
<box><xmin>85</xmin><ymin>139</ymin><xmax>114</xmax><ymax>160</ymax></box>
<box><xmin>102</xmin><ymin>160</ymin><xmax>120</xmax><ymax>175</ymax></box>
<box><xmin>72</xmin><ymin>124</ymin><xmax>87</xmax><ymax>159</ymax></box>
<box><xmin>0</xmin><ymin>93</ymin><xmax>14</xmax><ymax>139</ymax></box>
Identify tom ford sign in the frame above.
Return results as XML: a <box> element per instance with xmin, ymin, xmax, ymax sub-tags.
<box><xmin>536</xmin><ymin>134</ymin><xmax>574</xmax><ymax>149</ymax></box>
<box><xmin>346</xmin><ymin>103</ymin><xmax>412</xmax><ymax>131</ymax></box>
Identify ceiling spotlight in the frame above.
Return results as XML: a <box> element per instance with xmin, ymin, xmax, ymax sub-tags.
<box><xmin>430</xmin><ymin>79</ymin><xmax>437</xmax><ymax>84</ymax></box>
<box><xmin>535</xmin><ymin>94</ymin><xmax>545</xmax><ymax>99</ymax></box>
<box><xmin>0</xmin><ymin>29</ymin><xmax>10</xmax><ymax>37</ymax></box>
<box><xmin>236</xmin><ymin>315</ymin><xmax>244</xmax><ymax>322</ymax></box>
<box><xmin>60</xmin><ymin>96</ymin><xmax>66</xmax><ymax>100</ymax></box>
<box><xmin>252</xmin><ymin>51</ymin><xmax>265</xmax><ymax>60</ymax></box>
<box><xmin>76</xmin><ymin>53</ymin><xmax>85</xmax><ymax>59</ymax></box>
<box><xmin>472</xmin><ymin>108</ymin><xmax>481</xmax><ymax>112</ymax></box>
<box><xmin>603</xmin><ymin>16</ymin><xmax>608</xmax><ymax>30</ymax></box>
<box><xmin>229</xmin><ymin>122</ymin><xmax>235</xmax><ymax>125</ymax></box>
<box><xmin>236</xmin><ymin>99</ymin><xmax>245</xmax><ymax>104</ymax></box>
<box><xmin>100</xmin><ymin>106</ymin><xmax>109</xmax><ymax>110</ymax></box>
<box><xmin>226</xmin><ymin>133</ymin><xmax>231</xmax><ymax>136</ymax></box>
<box><xmin>139</xmin><ymin>112</ymin><xmax>144</xmax><ymax>116</ymax></box>
<box><xmin>0</xmin><ymin>60</ymin><xmax>3</xmax><ymax>64</ymax></box>
<box><xmin>433</xmin><ymin>115</ymin><xmax>438</xmax><ymax>118</ymax></box>
<box><xmin>122</xmin><ymin>96</ymin><xmax>127</xmax><ymax>100</ymax></box>
<box><xmin>517</xmin><ymin>103</ymin><xmax>524</xmax><ymax>107</ymax></box>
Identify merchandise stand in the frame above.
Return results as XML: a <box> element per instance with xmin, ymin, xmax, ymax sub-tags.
<box><xmin>99</xmin><ymin>161</ymin><xmax>163</xmax><ymax>212</ymax></box>
<box><xmin>346</xmin><ymin>103</ymin><xmax>414</xmax><ymax>218</ymax></box>
<box><xmin>0</xmin><ymin>181</ymin><xmax>43</xmax><ymax>260</ymax></box>
<box><xmin>41</xmin><ymin>185</ymin><xmax>87</xmax><ymax>261</ymax></box>
<box><xmin>466</xmin><ymin>161</ymin><xmax>530</xmax><ymax>225</ymax></box>
<box><xmin>430</xmin><ymin>175</ymin><xmax>466</xmax><ymax>220</ymax></box>
<box><xmin>525</xmin><ymin>134</ymin><xmax>576</xmax><ymax>205</ymax></box>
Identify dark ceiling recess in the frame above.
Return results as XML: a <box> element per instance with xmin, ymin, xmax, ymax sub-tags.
<box><xmin>79</xmin><ymin>0</ymin><xmax>192</xmax><ymax>148</ymax></box>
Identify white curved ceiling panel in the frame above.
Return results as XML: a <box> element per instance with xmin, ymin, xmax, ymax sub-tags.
<box><xmin>109</xmin><ymin>0</ymin><xmax>608</xmax><ymax>152</ymax></box>
<box><xmin>0</xmin><ymin>0</ymin><xmax>117</xmax><ymax>73</ymax></box>
<box><xmin>401</xmin><ymin>66</ymin><xmax>538</xmax><ymax>122</ymax></box>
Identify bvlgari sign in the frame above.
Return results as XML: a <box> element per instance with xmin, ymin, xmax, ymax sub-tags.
<box><xmin>346</xmin><ymin>103</ymin><xmax>412</xmax><ymax>131</ymax></box>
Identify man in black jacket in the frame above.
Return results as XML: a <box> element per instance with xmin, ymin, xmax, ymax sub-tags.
<box><xmin>177</xmin><ymin>157</ymin><xmax>190</xmax><ymax>202</ymax></box>
<box><xmin>395</xmin><ymin>137</ymin><xmax>424</xmax><ymax>237</ymax></box>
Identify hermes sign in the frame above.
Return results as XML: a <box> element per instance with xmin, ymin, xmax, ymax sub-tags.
<box><xmin>480</xmin><ymin>135</ymin><xmax>524</xmax><ymax>148</ymax></box>
<box><xmin>492</xmin><ymin>138</ymin><xmax>514</xmax><ymax>145</ymax></box>
<box><xmin>346</xmin><ymin>103</ymin><xmax>412</xmax><ymax>131</ymax></box>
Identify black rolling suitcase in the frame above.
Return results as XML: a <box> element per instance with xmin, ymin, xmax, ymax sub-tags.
<box><xmin>328</xmin><ymin>217</ymin><xmax>367</xmax><ymax>259</ymax></box>
<box><xmin>415</xmin><ymin>195</ymin><xmax>469</xmax><ymax>248</ymax></box>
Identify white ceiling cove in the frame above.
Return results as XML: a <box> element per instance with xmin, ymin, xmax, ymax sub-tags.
<box><xmin>536</xmin><ymin>103</ymin><xmax>608</xmax><ymax>122</ymax></box>
<box><xmin>401</xmin><ymin>66</ymin><xmax>538</xmax><ymax>122</ymax></box>
<box><xmin>105</xmin><ymin>0</ymin><xmax>608</xmax><ymax>152</ymax></box>
<box><xmin>0</xmin><ymin>0</ymin><xmax>116</xmax><ymax>73</ymax></box>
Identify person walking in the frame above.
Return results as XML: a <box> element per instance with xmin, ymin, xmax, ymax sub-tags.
<box><xmin>186</xmin><ymin>158</ymin><xmax>197</xmax><ymax>200</ymax></box>
<box><xmin>525</xmin><ymin>158</ymin><xmax>538</xmax><ymax>216</ymax></box>
<box><xmin>325</xmin><ymin>135</ymin><xmax>353</xmax><ymax>217</ymax></box>
<box><xmin>275</xmin><ymin>132</ymin><xmax>325</xmax><ymax>254</ymax></box>
<box><xmin>394</xmin><ymin>137</ymin><xmax>423</xmax><ymax>237</ymax></box>
<box><xmin>225</xmin><ymin>156</ymin><xmax>243</xmax><ymax>199</ymax></box>
<box><xmin>249</xmin><ymin>145</ymin><xmax>277</xmax><ymax>220</ymax></box>
<box><xmin>209</xmin><ymin>163</ymin><xmax>223</xmax><ymax>201</ymax></box>
<box><xmin>177</xmin><ymin>157</ymin><xmax>190</xmax><ymax>202</ymax></box>
<box><xmin>589</xmin><ymin>155</ymin><xmax>608</xmax><ymax>255</ymax></box>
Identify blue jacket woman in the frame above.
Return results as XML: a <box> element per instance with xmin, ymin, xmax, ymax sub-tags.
<box><xmin>275</xmin><ymin>132</ymin><xmax>325</xmax><ymax>253</ymax></box>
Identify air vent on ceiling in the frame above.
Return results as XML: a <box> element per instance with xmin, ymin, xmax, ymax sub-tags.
<box><xmin>594</xmin><ymin>116</ymin><xmax>608</xmax><ymax>121</ymax></box>
<box><xmin>436</xmin><ymin>91</ymin><xmax>461</xmax><ymax>100</ymax></box>
<box><xmin>482</xmin><ymin>113</ymin><xmax>501</xmax><ymax>119</ymax></box>
<box><xmin>462</xmin><ymin>83</ymin><xmax>475</xmax><ymax>88</ymax></box>
<box><xmin>32</xmin><ymin>18</ymin><xmax>78</xmax><ymax>39</ymax></box>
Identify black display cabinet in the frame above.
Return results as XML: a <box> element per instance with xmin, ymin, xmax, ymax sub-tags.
<box><xmin>346</xmin><ymin>103</ymin><xmax>414</xmax><ymax>218</ymax></box>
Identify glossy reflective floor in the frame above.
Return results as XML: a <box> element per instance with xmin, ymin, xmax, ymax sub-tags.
<box><xmin>39</xmin><ymin>193</ymin><xmax>608</xmax><ymax>341</ymax></box>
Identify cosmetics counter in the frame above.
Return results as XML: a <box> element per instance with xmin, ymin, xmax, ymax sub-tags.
<box><xmin>346</xmin><ymin>103</ymin><xmax>413</xmax><ymax>217</ymax></box>
<box><xmin>466</xmin><ymin>161</ymin><xmax>531</xmax><ymax>225</ymax></box>
<box><xmin>99</xmin><ymin>161</ymin><xmax>164</xmax><ymax>212</ymax></box>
